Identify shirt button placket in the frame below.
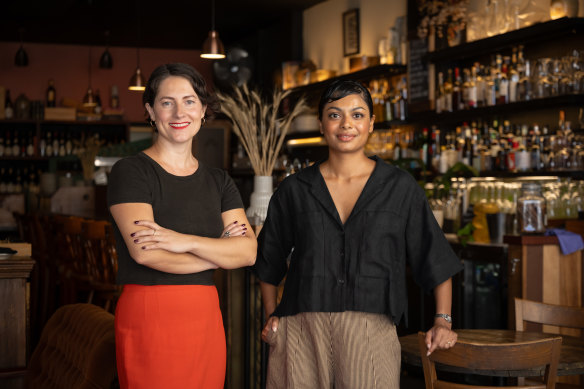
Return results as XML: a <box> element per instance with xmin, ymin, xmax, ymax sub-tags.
<box><xmin>338</xmin><ymin>234</ymin><xmax>346</xmax><ymax>285</ymax></box>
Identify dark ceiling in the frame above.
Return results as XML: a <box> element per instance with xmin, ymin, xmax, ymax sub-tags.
<box><xmin>1</xmin><ymin>0</ymin><xmax>325</xmax><ymax>50</ymax></box>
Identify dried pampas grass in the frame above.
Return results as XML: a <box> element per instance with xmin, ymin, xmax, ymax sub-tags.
<box><xmin>217</xmin><ymin>84</ymin><xmax>307</xmax><ymax>176</ymax></box>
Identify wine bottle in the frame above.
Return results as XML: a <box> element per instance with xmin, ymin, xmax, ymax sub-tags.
<box><xmin>5</xmin><ymin>90</ymin><xmax>14</xmax><ymax>119</ymax></box>
<box><xmin>46</xmin><ymin>79</ymin><xmax>56</xmax><ymax>107</ymax></box>
<box><xmin>110</xmin><ymin>85</ymin><xmax>120</xmax><ymax>109</ymax></box>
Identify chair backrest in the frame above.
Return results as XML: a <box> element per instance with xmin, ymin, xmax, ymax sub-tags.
<box><xmin>515</xmin><ymin>298</ymin><xmax>584</xmax><ymax>337</ymax></box>
<box><xmin>418</xmin><ymin>332</ymin><xmax>562</xmax><ymax>389</ymax></box>
<box><xmin>26</xmin><ymin>303</ymin><xmax>116</xmax><ymax>389</ymax></box>
<box><xmin>81</xmin><ymin>220</ymin><xmax>111</xmax><ymax>282</ymax></box>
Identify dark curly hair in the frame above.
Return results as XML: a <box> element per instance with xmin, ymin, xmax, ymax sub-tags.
<box><xmin>317</xmin><ymin>79</ymin><xmax>373</xmax><ymax>120</ymax></box>
<box><xmin>142</xmin><ymin>63</ymin><xmax>220</xmax><ymax>122</ymax></box>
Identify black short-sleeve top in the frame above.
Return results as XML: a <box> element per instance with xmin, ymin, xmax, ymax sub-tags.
<box><xmin>107</xmin><ymin>152</ymin><xmax>243</xmax><ymax>285</ymax></box>
<box><xmin>254</xmin><ymin>156</ymin><xmax>463</xmax><ymax>325</ymax></box>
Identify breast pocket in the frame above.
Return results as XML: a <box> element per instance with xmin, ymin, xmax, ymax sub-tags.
<box><xmin>293</xmin><ymin>211</ymin><xmax>325</xmax><ymax>277</ymax></box>
<box><xmin>358</xmin><ymin>210</ymin><xmax>404</xmax><ymax>277</ymax></box>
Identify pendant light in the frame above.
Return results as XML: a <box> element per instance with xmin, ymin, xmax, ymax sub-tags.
<box><xmin>129</xmin><ymin>0</ymin><xmax>146</xmax><ymax>91</ymax></box>
<box><xmin>14</xmin><ymin>28</ymin><xmax>29</xmax><ymax>67</ymax></box>
<box><xmin>83</xmin><ymin>47</ymin><xmax>97</xmax><ymax>107</ymax></box>
<box><xmin>99</xmin><ymin>30</ymin><xmax>113</xmax><ymax>69</ymax></box>
<box><xmin>128</xmin><ymin>48</ymin><xmax>145</xmax><ymax>91</ymax></box>
<box><xmin>200</xmin><ymin>0</ymin><xmax>225</xmax><ymax>59</ymax></box>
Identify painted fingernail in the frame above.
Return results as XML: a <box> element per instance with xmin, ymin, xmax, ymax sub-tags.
<box><xmin>134</xmin><ymin>239</ymin><xmax>139</xmax><ymax>243</ymax></box>
<box><xmin>242</xmin><ymin>231</ymin><xmax>246</xmax><ymax>235</ymax></box>
<box><xmin>243</xmin><ymin>227</ymin><xmax>247</xmax><ymax>231</ymax></box>
<box><xmin>134</xmin><ymin>221</ymin><xmax>139</xmax><ymax>224</ymax></box>
<box><xmin>233</xmin><ymin>221</ymin><xmax>238</xmax><ymax>224</ymax></box>
<box><xmin>241</xmin><ymin>224</ymin><xmax>246</xmax><ymax>227</ymax></box>
<box><xmin>130</xmin><ymin>233</ymin><xmax>135</xmax><ymax>237</ymax></box>
<box><xmin>142</xmin><ymin>246</ymin><xmax>146</xmax><ymax>250</ymax></box>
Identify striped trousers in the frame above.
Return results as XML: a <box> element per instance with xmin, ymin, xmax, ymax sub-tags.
<box><xmin>265</xmin><ymin>311</ymin><xmax>401</xmax><ymax>389</ymax></box>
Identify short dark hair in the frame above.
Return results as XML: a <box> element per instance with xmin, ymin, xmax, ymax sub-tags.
<box><xmin>317</xmin><ymin>79</ymin><xmax>373</xmax><ymax>120</ymax></box>
<box><xmin>142</xmin><ymin>63</ymin><xmax>220</xmax><ymax>121</ymax></box>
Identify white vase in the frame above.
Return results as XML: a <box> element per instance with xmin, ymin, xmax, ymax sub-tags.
<box><xmin>246</xmin><ymin>175</ymin><xmax>273</xmax><ymax>225</ymax></box>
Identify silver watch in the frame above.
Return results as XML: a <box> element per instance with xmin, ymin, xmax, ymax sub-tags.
<box><xmin>435</xmin><ymin>313</ymin><xmax>452</xmax><ymax>323</ymax></box>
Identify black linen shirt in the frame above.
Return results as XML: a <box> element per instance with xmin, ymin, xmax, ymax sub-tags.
<box><xmin>254</xmin><ymin>156</ymin><xmax>462</xmax><ymax>325</ymax></box>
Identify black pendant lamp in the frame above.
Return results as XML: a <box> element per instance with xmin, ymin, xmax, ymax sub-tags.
<box><xmin>15</xmin><ymin>28</ymin><xmax>29</xmax><ymax>67</ymax></box>
<box><xmin>200</xmin><ymin>0</ymin><xmax>225</xmax><ymax>59</ymax></box>
<box><xmin>99</xmin><ymin>30</ymin><xmax>113</xmax><ymax>69</ymax></box>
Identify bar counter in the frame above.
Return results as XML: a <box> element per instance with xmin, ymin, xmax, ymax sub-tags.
<box><xmin>0</xmin><ymin>243</ymin><xmax>34</xmax><ymax>389</ymax></box>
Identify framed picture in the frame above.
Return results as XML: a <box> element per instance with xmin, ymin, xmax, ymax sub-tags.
<box><xmin>343</xmin><ymin>9</ymin><xmax>360</xmax><ymax>57</ymax></box>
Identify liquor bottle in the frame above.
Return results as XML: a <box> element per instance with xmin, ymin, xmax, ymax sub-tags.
<box><xmin>420</xmin><ymin>128</ymin><xmax>429</xmax><ymax>166</ymax></box>
<box><xmin>65</xmin><ymin>133</ymin><xmax>73</xmax><ymax>155</ymax></box>
<box><xmin>58</xmin><ymin>134</ymin><xmax>66</xmax><ymax>157</ymax></box>
<box><xmin>452</xmin><ymin>67</ymin><xmax>462</xmax><ymax>110</ymax></box>
<box><xmin>45</xmin><ymin>131</ymin><xmax>53</xmax><ymax>157</ymax></box>
<box><xmin>4</xmin><ymin>131</ymin><xmax>12</xmax><ymax>157</ymax></box>
<box><xmin>430</xmin><ymin>126</ymin><xmax>441</xmax><ymax>173</ymax></box>
<box><xmin>463</xmin><ymin>124</ymin><xmax>473</xmax><ymax>166</ymax></box>
<box><xmin>6</xmin><ymin>167</ymin><xmax>15</xmax><ymax>193</ymax></box>
<box><xmin>485</xmin><ymin>65</ymin><xmax>497</xmax><ymax>107</ymax></box>
<box><xmin>516</xmin><ymin>46</ymin><xmax>531</xmax><ymax>101</ymax></box>
<box><xmin>52</xmin><ymin>131</ymin><xmax>59</xmax><ymax>157</ymax></box>
<box><xmin>39</xmin><ymin>131</ymin><xmax>47</xmax><ymax>157</ymax></box>
<box><xmin>497</xmin><ymin>56</ymin><xmax>510</xmax><ymax>105</ymax></box>
<box><xmin>464</xmin><ymin>68</ymin><xmax>477</xmax><ymax>109</ymax></box>
<box><xmin>475</xmin><ymin>64</ymin><xmax>486</xmax><ymax>107</ymax></box>
<box><xmin>26</xmin><ymin>131</ymin><xmax>34</xmax><ymax>156</ymax></box>
<box><xmin>397</xmin><ymin>76</ymin><xmax>408</xmax><ymax>121</ymax></box>
<box><xmin>508</xmin><ymin>48</ymin><xmax>519</xmax><ymax>103</ymax></box>
<box><xmin>5</xmin><ymin>90</ymin><xmax>14</xmax><ymax>119</ymax></box>
<box><xmin>383</xmin><ymin>81</ymin><xmax>393</xmax><ymax>121</ymax></box>
<box><xmin>94</xmin><ymin>89</ymin><xmax>103</xmax><ymax>114</ymax></box>
<box><xmin>435</xmin><ymin>72</ymin><xmax>444</xmax><ymax>114</ymax></box>
<box><xmin>444</xmin><ymin>69</ymin><xmax>453</xmax><ymax>112</ymax></box>
<box><xmin>46</xmin><ymin>79</ymin><xmax>56</xmax><ymax>107</ymax></box>
<box><xmin>110</xmin><ymin>85</ymin><xmax>120</xmax><ymax>109</ymax></box>
<box><xmin>12</xmin><ymin>131</ymin><xmax>20</xmax><ymax>156</ymax></box>
<box><xmin>393</xmin><ymin>134</ymin><xmax>402</xmax><ymax>160</ymax></box>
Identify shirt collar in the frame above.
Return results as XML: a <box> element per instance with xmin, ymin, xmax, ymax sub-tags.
<box><xmin>296</xmin><ymin>156</ymin><xmax>392</xmax><ymax>227</ymax></box>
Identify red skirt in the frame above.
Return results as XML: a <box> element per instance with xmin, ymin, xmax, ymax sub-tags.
<box><xmin>115</xmin><ymin>284</ymin><xmax>226</xmax><ymax>389</ymax></box>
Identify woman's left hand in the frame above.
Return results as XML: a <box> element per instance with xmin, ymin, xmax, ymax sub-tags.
<box><xmin>131</xmin><ymin>220</ymin><xmax>195</xmax><ymax>253</ymax></box>
<box><xmin>424</xmin><ymin>324</ymin><xmax>457</xmax><ymax>356</ymax></box>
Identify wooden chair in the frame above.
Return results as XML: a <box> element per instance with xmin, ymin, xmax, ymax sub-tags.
<box><xmin>81</xmin><ymin>219</ymin><xmax>121</xmax><ymax>313</ymax></box>
<box><xmin>515</xmin><ymin>298</ymin><xmax>584</xmax><ymax>337</ymax></box>
<box><xmin>418</xmin><ymin>332</ymin><xmax>562</xmax><ymax>389</ymax></box>
<box><xmin>515</xmin><ymin>298</ymin><xmax>584</xmax><ymax>388</ymax></box>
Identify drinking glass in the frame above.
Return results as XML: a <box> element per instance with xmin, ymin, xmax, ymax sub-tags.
<box><xmin>535</xmin><ymin>58</ymin><xmax>553</xmax><ymax>98</ymax></box>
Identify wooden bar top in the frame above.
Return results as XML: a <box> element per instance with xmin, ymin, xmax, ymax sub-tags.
<box><xmin>503</xmin><ymin>234</ymin><xmax>559</xmax><ymax>245</ymax></box>
<box><xmin>0</xmin><ymin>243</ymin><xmax>34</xmax><ymax>279</ymax></box>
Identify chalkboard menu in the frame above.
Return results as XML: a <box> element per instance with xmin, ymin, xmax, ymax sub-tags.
<box><xmin>408</xmin><ymin>38</ymin><xmax>429</xmax><ymax>104</ymax></box>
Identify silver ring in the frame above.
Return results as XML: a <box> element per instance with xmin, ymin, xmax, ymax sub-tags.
<box><xmin>224</xmin><ymin>231</ymin><xmax>231</xmax><ymax>237</ymax></box>
<box><xmin>447</xmin><ymin>341</ymin><xmax>452</xmax><ymax>345</ymax></box>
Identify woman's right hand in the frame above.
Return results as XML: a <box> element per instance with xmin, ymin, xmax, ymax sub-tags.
<box><xmin>261</xmin><ymin>316</ymin><xmax>280</xmax><ymax>343</ymax></box>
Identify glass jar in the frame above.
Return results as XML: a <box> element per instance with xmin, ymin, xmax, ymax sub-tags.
<box><xmin>517</xmin><ymin>182</ymin><xmax>547</xmax><ymax>234</ymax></box>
